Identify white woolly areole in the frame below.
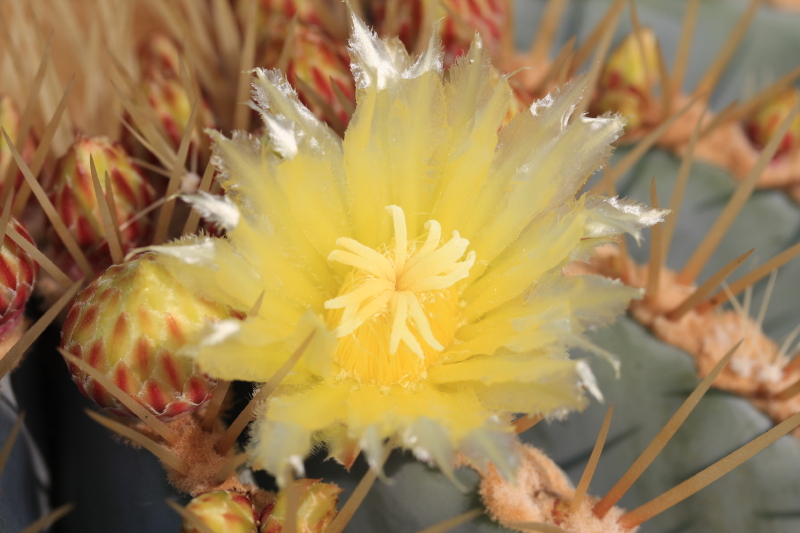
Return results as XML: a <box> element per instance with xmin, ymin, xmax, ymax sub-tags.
<box><xmin>584</xmin><ymin>196</ymin><xmax>670</xmax><ymax>245</ymax></box>
<box><xmin>263</xmin><ymin>113</ymin><xmax>299</xmax><ymax>159</ymax></box>
<box><xmin>182</xmin><ymin>191</ymin><xmax>241</xmax><ymax>231</ymax></box>
<box><xmin>135</xmin><ymin>239</ymin><xmax>219</xmax><ymax>266</ymax></box>
<box><xmin>198</xmin><ymin>319</ymin><xmax>242</xmax><ymax>347</ymax></box>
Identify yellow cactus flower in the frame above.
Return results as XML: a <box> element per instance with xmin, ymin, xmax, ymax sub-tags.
<box><xmin>149</xmin><ymin>15</ymin><xmax>665</xmax><ymax>485</ymax></box>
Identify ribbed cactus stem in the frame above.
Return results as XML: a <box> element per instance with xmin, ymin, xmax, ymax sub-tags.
<box><xmin>594</xmin><ymin>342</ymin><xmax>740</xmax><ymax>518</ymax></box>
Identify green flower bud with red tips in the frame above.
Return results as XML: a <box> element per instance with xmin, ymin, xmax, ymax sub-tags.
<box><xmin>438</xmin><ymin>0</ymin><xmax>508</xmax><ymax>66</ymax></box>
<box><xmin>141</xmin><ymin>72</ymin><xmax>217</xmax><ymax>154</ymax></box>
<box><xmin>370</xmin><ymin>0</ymin><xmax>424</xmax><ymax>53</ymax></box>
<box><xmin>371</xmin><ymin>0</ymin><xmax>508</xmax><ymax>67</ymax></box>
<box><xmin>262</xmin><ymin>23</ymin><xmax>355</xmax><ymax>129</ymax></box>
<box><xmin>50</xmin><ymin>136</ymin><xmax>155</xmax><ymax>274</ymax></box>
<box><xmin>593</xmin><ymin>90</ymin><xmax>647</xmax><ymax>132</ymax></box>
<box><xmin>259</xmin><ymin>479</ymin><xmax>341</xmax><ymax>533</ymax></box>
<box><xmin>743</xmin><ymin>88</ymin><xmax>800</xmax><ymax>158</ymax></box>
<box><xmin>181</xmin><ymin>491</ymin><xmax>259</xmax><ymax>533</ymax></box>
<box><xmin>254</xmin><ymin>0</ymin><xmax>336</xmax><ymax>40</ymax></box>
<box><xmin>592</xmin><ymin>27</ymin><xmax>660</xmax><ymax>131</ymax></box>
<box><xmin>0</xmin><ymin>215</ymin><xmax>38</xmax><ymax>337</ymax></box>
<box><xmin>61</xmin><ymin>252</ymin><xmax>244</xmax><ymax>420</ymax></box>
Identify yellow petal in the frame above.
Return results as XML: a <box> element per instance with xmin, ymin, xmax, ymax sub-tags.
<box><xmin>430</xmin><ymin>36</ymin><xmax>511</xmax><ymax>238</ymax></box>
<box><xmin>463</xmin><ymin>79</ymin><xmax>624</xmax><ymax>271</ymax></box>
<box><xmin>462</xmin><ymin>206</ymin><xmax>587</xmax><ymax>322</ymax></box>
<box><xmin>211</xmin><ymin>131</ymin><xmax>339</xmax><ymax>299</ymax></box>
<box><xmin>191</xmin><ymin>311</ymin><xmax>335</xmax><ymax>382</ymax></box>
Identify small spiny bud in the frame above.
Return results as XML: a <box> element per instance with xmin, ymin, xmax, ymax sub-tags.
<box><xmin>262</xmin><ymin>23</ymin><xmax>355</xmax><ymax>129</ymax></box>
<box><xmin>743</xmin><ymin>88</ymin><xmax>800</xmax><ymax>158</ymax></box>
<box><xmin>49</xmin><ymin>135</ymin><xmax>155</xmax><ymax>275</ymax></box>
<box><xmin>181</xmin><ymin>491</ymin><xmax>259</xmax><ymax>533</ymax></box>
<box><xmin>259</xmin><ymin>479</ymin><xmax>342</xmax><ymax>533</ymax></box>
<box><xmin>592</xmin><ymin>28</ymin><xmax>660</xmax><ymax>131</ymax></box>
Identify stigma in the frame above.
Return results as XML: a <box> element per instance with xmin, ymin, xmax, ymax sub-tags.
<box><xmin>325</xmin><ymin>206</ymin><xmax>475</xmax><ymax>358</ymax></box>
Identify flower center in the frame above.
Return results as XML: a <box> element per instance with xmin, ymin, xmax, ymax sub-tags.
<box><xmin>324</xmin><ymin>206</ymin><xmax>475</xmax><ymax>384</ymax></box>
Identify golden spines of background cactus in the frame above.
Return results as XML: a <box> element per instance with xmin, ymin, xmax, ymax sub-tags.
<box><xmin>181</xmin><ymin>490</ymin><xmax>259</xmax><ymax>533</ymax></box>
<box><xmin>743</xmin><ymin>87</ymin><xmax>800</xmax><ymax>158</ymax></box>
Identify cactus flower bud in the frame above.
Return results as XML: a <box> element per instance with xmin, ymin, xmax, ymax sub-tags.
<box><xmin>592</xmin><ymin>28</ymin><xmax>660</xmax><ymax>131</ymax></box>
<box><xmin>139</xmin><ymin>33</ymin><xmax>182</xmax><ymax>80</ymax></box>
<box><xmin>371</xmin><ymin>0</ymin><xmax>424</xmax><ymax>52</ymax></box>
<box><xmin>743</xmin><ymin>88</ymin><xmax>800</xmax><ymax>158</ymax></box>
<box><xmin>50</xmin><ymin>136</ymin><xmax>155</xmax><ymax>275</ymax></box>
<box><xmin>255</xmin><ymin>0</ymin><xmax>334</xmax><ymax>37</ymax></box>
<box><xmin>61</xmin><ymin>252</ymin><xmax>244</xmax><ymax>420</ymax></box>
<box><xmin>259</xmin><ymin>479</ymin><xmax>341</xmax><ymax>533</ymax></box>
<box><xmin>141</xmin><ymin>73</ymin><xmax>216</xmax><ymax>154</ymax></box>
<box><xmin>0</xmin><ymin>215</ymin><xmax>38</xmax><ymax>337</ymax></box>
<box><xmin>181</xmin><ymin>491</ymin><xmax>259</xmax><ymax>533</ymax></box>
<box><xmin>371</xmin><ymin>0</ymin><xmax>508</xmax><ymax>67</ymax></box>
<box><xmin>439</xmin><ymin>0</ymin><xmax>508</xmax><ymax>66</ymax></box>
<box><xmin>262</xmin><ymin>23</ymin><xmax>354</xmax><ymax>129</ymax></box>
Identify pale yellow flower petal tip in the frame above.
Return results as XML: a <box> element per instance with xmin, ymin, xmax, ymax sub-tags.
<box><xmin>158</xmin><ymin>11</ymin><xmax>668</xmax><ymax>487</ymax></box>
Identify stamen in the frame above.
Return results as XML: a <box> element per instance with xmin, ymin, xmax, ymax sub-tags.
<box><xmin>327</xmin><ymin>206</ymin><xmax>474</xmax><ymax>357</ymax></box>
<box><xmin>387</xmin><ymin>205</ymin><xmax>408</xmax><ymax>273</ymax></box>
<box><xmin>390</xmin><ymin>292</ymin><xmax>412</xmax><ymax>354</ymax></box>
<box><xmin>404</xmin><ymin>220</ymin><xmax>441</xmax><ymax>271</ymax></box>
<box><xmin>407</xmin><ymin>295</ymin><xmax>444</xmax><ymax>351</ymax></box>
